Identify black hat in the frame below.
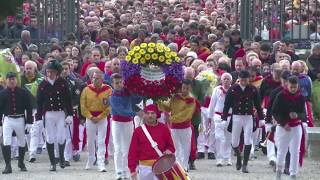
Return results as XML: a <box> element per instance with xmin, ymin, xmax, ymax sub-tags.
<box><xmin>46</xmin><ymin>60</ymin><xmax>62</xmax><ymax>73</ymax></box>
<box><xmin>238</xmin><ymin>70</ymin><xmax>250</xmax><ymax>78</ymax></box>
<box><xmin>6</xmin><ymin>72</ymin><xmax>17</xmax><ymax>79</ymax></box>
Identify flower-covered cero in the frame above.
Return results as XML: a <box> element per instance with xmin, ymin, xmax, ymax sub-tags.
<box><xmin>121</xmin><ymin>43</ymin><xmax>184</xmax><ymax>100</ymax></box>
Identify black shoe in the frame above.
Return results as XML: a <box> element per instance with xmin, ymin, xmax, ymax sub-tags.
<box><xmin>197</xmin><ymin>152</ymin><xmax>205</xmax><ymax>159</ymax></box>
<box><xmin>36</xmin><ymin>147</ymin><xmax>42</xmax><ymax>154</ymax></box>
<box><xmin>29</xmin><ymin>157</ymin><xmax>36</xmax><ymax>163</ymax></box>
<box><xmin>208</xmin><ymin>152</ymin><xmax>216</xmax><ymax>160</ymax></box>
<box><xmin>65</xmin><ymin>161</ymin><xmax>71</xmax><ymax>167</ymax></box>
<box><xmin>261</xmin><ymin>146</ymin><xmax>267</xmax><ymax>155</ymax></box>
<box><xmin>284</xmin><ymin>168</ymin><xmax>290</xmax><ymax>175</ymax></box>
<box><xmin>18</xmin><ymin>162</ymin><xmax>27</xmax><ymax>172</ymax></box>
<box><xmin>2</xmin><ymin>164</ymin><xmax>12</xmax><ymax>174</ymax></box>
<box><xmin>73</xmin><ymin>154</ymin><xmax>80</xmax><ymax>162</ymax></box>
<box><xmin>242</xmin><ymin>145</ymin><xmax>252</xmax><ymax>173</ymax></box>
<box><xmin>18</xmin><ymin>147</ymin><xmax>27</xmax><ymax>171</ymax></box>
<box><xmin>2</xmin><ymin>145</ymin><xmax>12</xmax><ymax>174</ymax></box>
<box><xmin>242</xmin><ymin>165</ymin><xmax>249</xmax><ymax>173</ymax></box>
<box><xmin>58</xmin><ymin>143</ymin><xmax>66</xmax><ymax>169</ymax></box>
<box><xmin>269</xmin><ymin>160</ymin><xmax>276</xmax><ymax>167</ymax></box>
<box><xmin>49</xmin><ymin>164</ymin><xmax>56</xmax><ymax>171</ymax></box>
<box><xmin>46</xmin><ymin>143</ymin><xmax>56</xmax><ymax>172</ymax></box>
<box><xmin>233</xmin><ymin>147</ymin><xmax>242</xmax><ymax>170</ymax></box>
<box><xmin>189</xmin><ymin>161</ymin><xmax>196</xmax><ymax>170</ymax></box>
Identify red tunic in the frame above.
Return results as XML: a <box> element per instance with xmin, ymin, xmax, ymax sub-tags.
<box><xmin>128</xmin><ymin>123</ymin><xmax>175</xmax><ymax>173</ymax></box>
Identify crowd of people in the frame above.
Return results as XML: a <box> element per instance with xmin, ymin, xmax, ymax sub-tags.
<box><xmin>0</xmin><ymin>0</ymin><xmax>320</xmax><ymax>180</ymax></box>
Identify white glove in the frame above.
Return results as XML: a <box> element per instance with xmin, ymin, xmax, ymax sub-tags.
<box><xmin>302</xmin><ymin>122</ymin><xmax>308</xmax><ymax>129</ymax></box>
<box><xmin>265</xmin><ymin>123</ymin><xmax>272</xmax><ymax>132</ymax></box>
<box><xmin>259</xmin><ymin>120</ymin><xmax>265</xmax><ymax>127</ymax></box>
<box><xmin>65</xmin><ymin>116</ymin><xmax>73</xmax><ymax>125</ymax></box>
<box><xmin>25</xmin><ymin>124</ymin><xmax>32</xmax><ymax>133</ymax></box>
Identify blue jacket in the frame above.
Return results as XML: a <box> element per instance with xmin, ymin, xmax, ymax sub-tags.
<box><xmin>109</xmin><ymin>88</ymin><xmax>142</xmax><ymax>117</ymax></box>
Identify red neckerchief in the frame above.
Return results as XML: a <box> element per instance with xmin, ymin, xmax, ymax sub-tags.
<box><xmin>253</xmin><ymin>75</ymin><xmax>263</xmax><ymax>82</ymax></box>
<box><xmin>220</xmin><ymin>86</ymin><xmax>227</xmax><ymax>94</ymax></box>
<box><xmin>282</xmin><ymin>88</ymin><xmax>302</xmax><ymax>101</ymax></box>
<box><xmin>88</xmin><ymin>84</ymin><xmax>110</xmax><ymax>97</ymax></box>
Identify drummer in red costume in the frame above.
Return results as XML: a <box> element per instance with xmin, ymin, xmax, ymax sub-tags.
<box><xmin>128</xmin><ymin>104</ymin><xmax>175</xmax><ymax>180</ymax></box>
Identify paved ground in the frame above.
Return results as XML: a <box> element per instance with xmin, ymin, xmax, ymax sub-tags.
<box><xmin>0</xmin><ymin>150</ymin><xmax>318</xmax><ymax>180</ymax></box>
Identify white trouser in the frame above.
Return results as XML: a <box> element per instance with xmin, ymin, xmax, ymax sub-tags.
<box><xmin>214</xmin><ymin>117</ymin><xmax>232</xmax><ymax>161</ymax></box>
<box><xmin>29</xmin><ymin>120</ymin><xmax>45</xmax><ymax>157</ymax></box>
<box><xmin>112</xmin><ymin>120</ymin><xmax>134</xmax><ymax>177</ymax></box>
<box><xmin>267</xmin><ymin>139</ymin><xmax>276</xmax><ymax>162</ymax></box>
<box><xmin>64</xmin><ymin>121</ymin><xmax>73</xmax><ymax>161</ymax></box>
<box><xmin>138</xmin><ymin>165</ymin><xmax>158</xmax><ymax>180</ymax></box>
<box><xmin>77</xmin><ymin>124</ymin><xmax>85</xmax><ymax>153</ymax></box>
<box><xmin>108</xmin><ymin>126</ymin><xmax>114</xmax><ymax>157</ymax></box>
<box><xmin>251</xmin><ymin>128</ymin><xmax>261</xmax><ymax>155</ymax></box>
<box><xmin>3</xmin><ymin>117</ymin><xmax>25</xmax><ymax>147</ymax></box>
<box><xmin>45</xmin><ymin>111</ymin><xmax>66</xmax><ymax>144</ymax></box>
<box><xmin>171</xmin><ymin>127</ymin><xmax>192</xmax><ymax>170</ymax></box>
<box><xmin>197</xmin><ymin>108</ymin><xmax>215</xmax><ymax>153</ymax></box>
<box><xmin>11</xmin><ymin>137</ymin><xmax>19</xmax><ymax>158</ymax></box>
<box><xmin>276</xmin><ymin>125</ymin><xmax>302</xmax><ymax>176</ymax></box>
<box><xmin>86</xmin><ymin>118</ymin><xmax>107</xmax><ymax>167</ymax></box>
<box><xmin>231</xmin><ymin>115</ymin><xmax>253</xmax><ymax>147</ymax></box>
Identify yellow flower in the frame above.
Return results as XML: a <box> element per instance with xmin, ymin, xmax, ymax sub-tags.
<box><xmin>147</xmin><ymin>48</ymin><xmax>154</xmax><ymax>53</ymax></box>
<box><xmin>159</xmin><ymin>56</ymin><xmax>165</xmax><ymax>62</ymax></box>
<box><xmin>140</xmin><ymin>58</ymin><xmax>146</xmax><ymax>64</ymax></box>
<box><xmin>171</xmin><ymin>52</ymin><xmax>177</xmax><ymax>57</ymax></box>
<box><xmin>157</xmin><ymin>47</ymin><xmax>164</xmax><ymax>53</ymax></box>
<box><xmin>128</xmin><ymin>50</ymin><xmax>135</xmax><ymax>56</ymax></box>
<box><xmin>165</xmin><ymin>52</ymin><xmax>171</xmax><ymax>58</ymax></box>
<box><xmin>132</xmin><ymin>58</ymin><xmax>139</xmax><ymax>64</ymax></box>
<box><xmin>165</xmin><ymin>59</ymin><xmax>172</xmax><ymax>65</ymax></box>
<box><xmin>175</xmin><ymin>57</ymin><xmax>180</xmax><ymax>62</ymax></box>
<box><xmin>156</xmin><ymin>43</ymin><xmax>163</xmax><ymax>47</ymax></box>
<box><xmin>145</xmin><ymin>54</ymin><xmax>151</xmax><ymax>60</ymax></box>
<box><xmin>148</xmin><ymin>43</ymin><xmax>156</xmax><ymax>48</ymax></box>
<box><xmin>140</xmin><ymin>43</ymin><xmax>147</xmax><ymax>48</ymax></box>
<box><xmin>134</xmin><ymin>53</ymin><xmax>141</xmax><ymax>59</ymax></box>
<box><xmin>133</xmin><ymin>46</ymin><xmax>140</xmax><ymax>51</ymax></box>
<box><xmin>164</xmin><ymin>47</ymin><xmax>171</xmax><ymax>52</ymax></box>
<box><xmin>125</xmin><ymin>55</ymin><xmax>131</xmax><ymax>62</ymax></box>
<box><xmin>139</xmin><ymin>49</ymin><xmax>146</xmax><ymax>54</ymax></box>
<box><xmin>152</xmin><ymin>53</ymin><xmax>158</xmax><ymax>60</ymax></box>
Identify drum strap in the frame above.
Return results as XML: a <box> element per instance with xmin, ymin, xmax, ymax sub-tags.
<box><xmin>141</xmin><ymin>124</ymin><xmax>163</xmax><ymax>157</ymax></box>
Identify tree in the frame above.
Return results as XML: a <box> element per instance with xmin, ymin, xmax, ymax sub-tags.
<box><xmin>0</xmin><ymin>0</ymin><xmax>24</xmax><ymax>18</ymax></box>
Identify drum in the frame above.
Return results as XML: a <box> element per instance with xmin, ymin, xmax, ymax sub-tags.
<box><xmin>152</xmin><ymin>154</ymin><xmax>189</xmax><ymax>180</ymax></box>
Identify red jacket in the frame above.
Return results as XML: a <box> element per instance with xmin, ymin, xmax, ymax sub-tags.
<box><xmin>128</xmin><ymin>122</ymin><xmax>175</xmax><ymax>173</ymax></box>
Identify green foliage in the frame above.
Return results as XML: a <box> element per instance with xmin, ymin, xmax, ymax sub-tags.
<box><xmin>0</xmin><ymin>0</ymin><xmax>24</xmax><ymax>18</ymax></box>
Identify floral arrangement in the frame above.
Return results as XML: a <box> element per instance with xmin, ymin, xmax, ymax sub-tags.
<box><xmin>195</xmin><ymin>70</ymin><xmax>218</xmax><ymax>95</ymax></box>
<box><xmin>121</xmin><ymin>43</ymin><xmax>184</xmax><ymax>99</ymax></box>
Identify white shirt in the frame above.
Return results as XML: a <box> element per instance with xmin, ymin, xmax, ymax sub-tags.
<box><xmin>208</xmin><ymin>85</ymin><xmax>232</xmax><ymax>121</ymax></box>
